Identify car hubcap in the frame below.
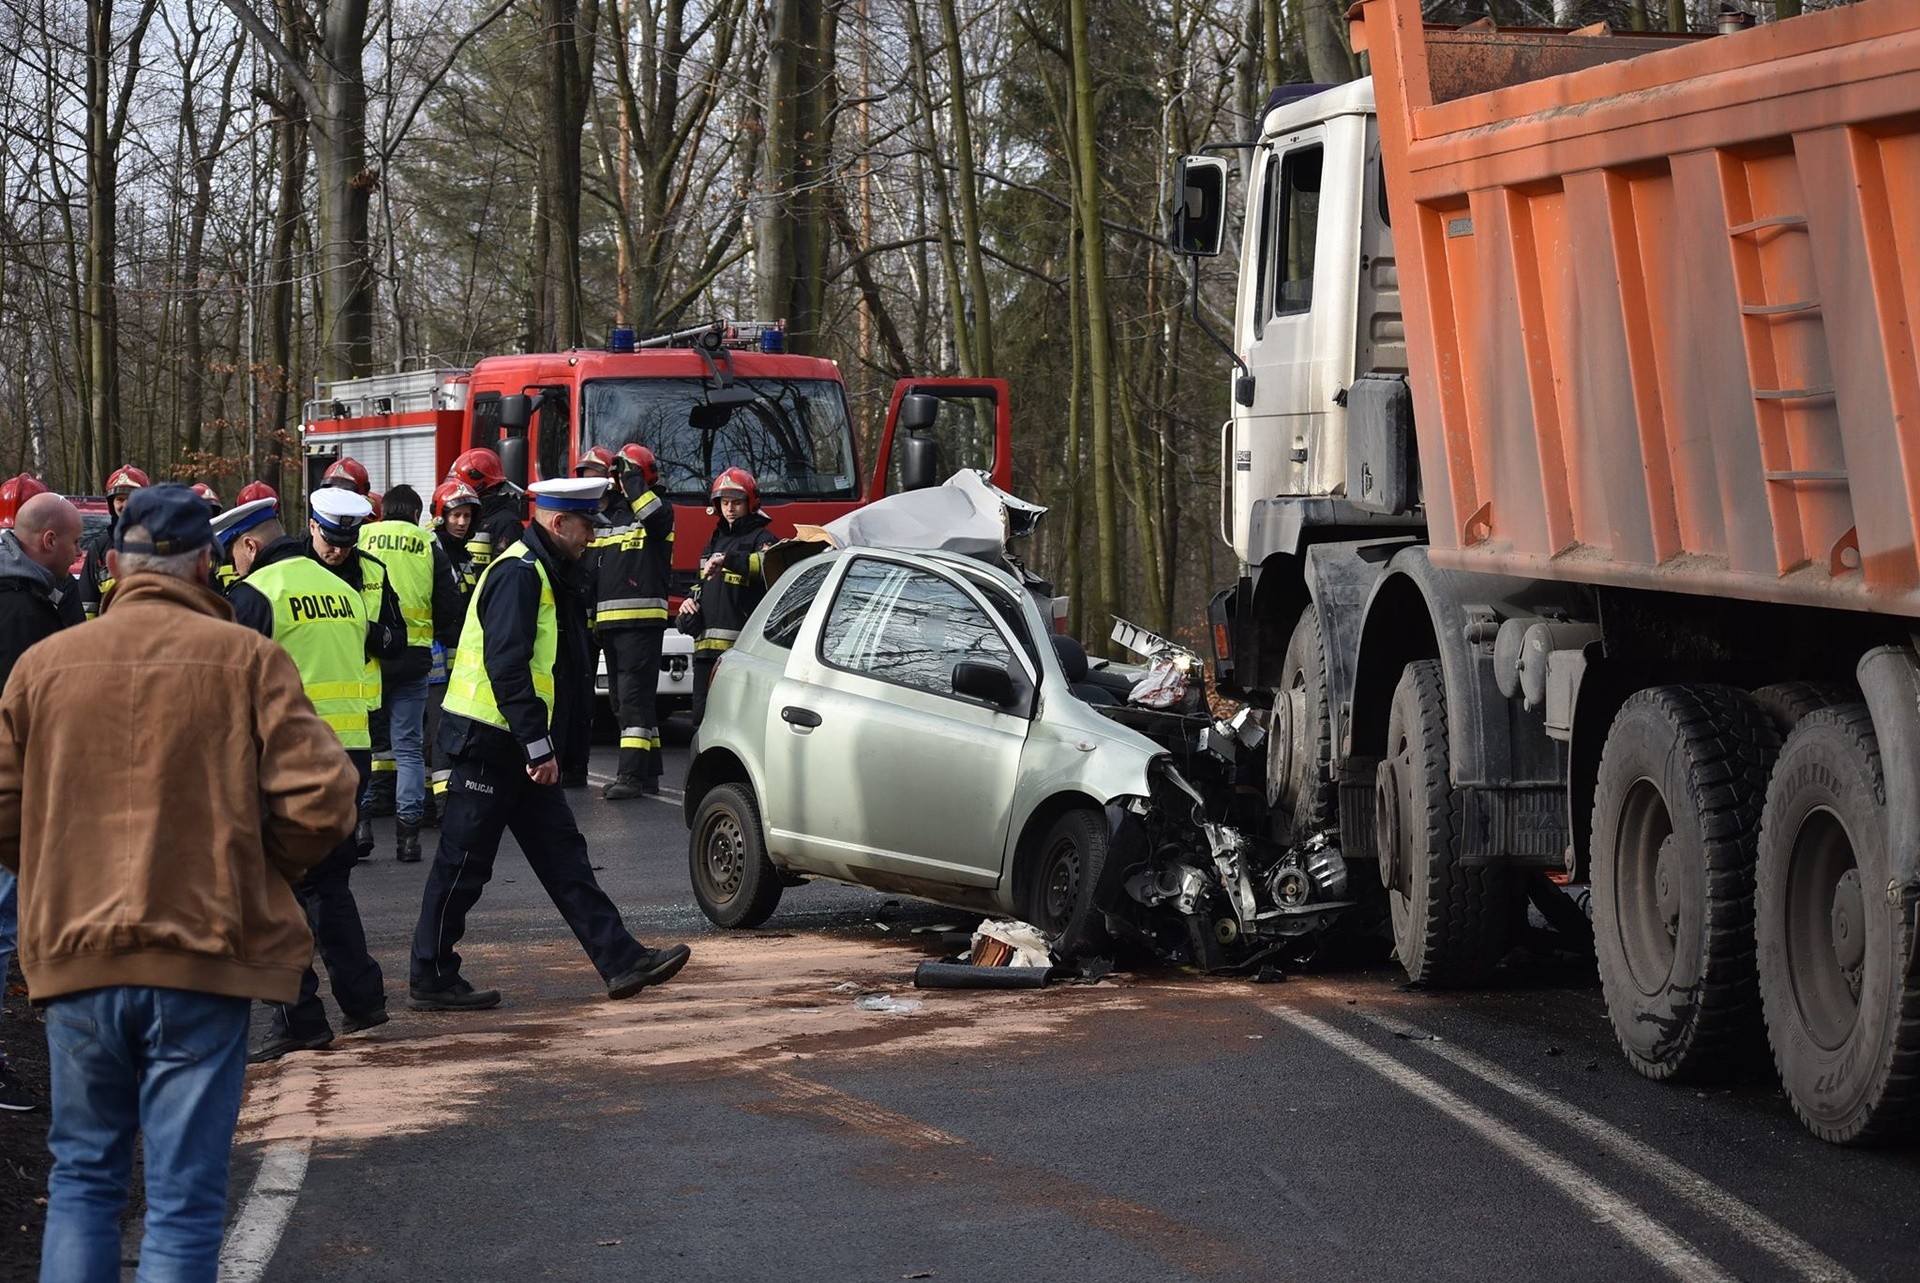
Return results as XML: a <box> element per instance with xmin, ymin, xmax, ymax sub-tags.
<box><xmin>703</xmin><ymin>814</ymin><xmax>745</xmax><ymax>900</ymax></box>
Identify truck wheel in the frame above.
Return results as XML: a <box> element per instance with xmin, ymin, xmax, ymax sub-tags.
<box><xmin>1757</xmin><ymin>704</ymin><xmax>1920</xmax><ymax>1143</ymax></box>
<box><xmin>1025</xmin><ymin>808</ymin><xmax>1109</xmax><ymax>960</ymax></box>
<box><xmin>1590</xmin><ymin>686</ymin><xmax>1779</xmax><ymax>1081</ymax></box>
<box><xmin>1267</xmin><ymin>607</ymin><xmax>1334</xmax><ymax>846</ymax></box>
<box><xmin>1375</xmin><ymin>660</ymin><xmax>1515</xmax><ymax>986</ymax></box>
<box><xmin>1752</xmin><ymin>681</ymin><xmax>1854</xmax><ymax>736</ymax></box>
<box><xmin>688</xmin><ymin>783</ymin><xmax>783</xmax><ymax>928</ymax></box>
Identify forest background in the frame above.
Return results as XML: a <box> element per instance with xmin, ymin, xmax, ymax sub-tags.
<box><xmin>0</xmin><ymin>0</ymin><xmax>1856</xmax><ymax>638</ymax></box>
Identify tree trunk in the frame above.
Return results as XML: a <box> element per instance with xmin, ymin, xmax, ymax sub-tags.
<box><xmin>536</xmin><ymin>0</ymin><xmax>594</xmax><ymax>349</ymax></box>
<box><xmin>1303</xmin><ymin>0</ymin><xmax>1353</xmax><ymax>85</ymax></box>
<box><xmin>262</xmin><ymin>28</ymin><xmax>309</xmax><ymax>485</ymax></box>
<box><xmin>1066</xmin><ymin>0</ymin><xmax>1120</xmax><ymax>642</ymax></box>
<box><xmin>314</xmin><ymin>1</ymin><xmax>374</xmax><ymax>380</ymax></box>
<box><xmin>180</xmin><ymin>30</ymin><xmax>244</xmax><ymax>470</ymax></box>
<box><xmin>935</xmin><ymin>0</ymin><xmax>995</xmax><ymax>377</ymax></box>
<box><xmin>757</xmin><ymin>0</ymin><xmax>835</xmax><ymax>352</ymax></box>
<box><xmin>905</xmin><ymin>0</ymin><xmax>972</xmax><ymax>375</ymax></box>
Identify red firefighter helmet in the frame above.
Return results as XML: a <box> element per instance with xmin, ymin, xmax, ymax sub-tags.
<box><xmin>432</xmin><ymin>479</ymin><xmax>481</xmax><ymax>519</ymax></box>
<box><xmin>236</xmin><ymin>481</ymin><xmax>279</xmax><ymax>506</ymax></box>
<box><xmin>574</xmin><ymin>446</ymin><xmax>616</xmax><ymax>477</ymax></box>
<box><xmin>0</xmin><ymin>474</ymin><xmax>49</xmax><ymax>529</ymax></box>
<box><xmin>615</xmin><ymin>444</ymin><xmax>659</xmax><ymax>489</ymax></box>
<box><xmin>190</xmin><ymin>482</ymin><xmax>223</xmax><ymax>513</ymax></box>
<box><xmin>321</xmin><ymin>456</ymin><xmax>370</xmax><ymax>493</ymax></box>
<box><xmin>449</xmin><ymin>447</ymin><xmax>506</xmax><ymax>491</ymax></box>
<box><xmin>367</xmin><ymin>492</ymin><xmax>383</xmax><ymax>522</ymax></box>
<box><xmin>708</xmin><ymin>467</ymin><xmax>759</xmax><ymax>515</ymax></box>
<box><xmin>104</xmin><ymin>464</ymin><xmax>150</xmax><ymax>496</ymax></box>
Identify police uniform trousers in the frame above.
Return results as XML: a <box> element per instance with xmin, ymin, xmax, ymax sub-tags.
<box><xmin>603</xmin><ymin>627</ymin><xmax>664</xmax><ymax>781</ymax></box>
<box><xmin>275</xmin><ymin>750</ymin><xmax>386</xmax><ymax>1036</ymax></box>
<box><xmin>560</xmin><ymin>664</ymin><xmax>594</xmax><ymax>784</ymax></box>
<box><xmin>410</xmin><ymin>755</ymin><xmax>647</xmax><ymax>990</ymax></box>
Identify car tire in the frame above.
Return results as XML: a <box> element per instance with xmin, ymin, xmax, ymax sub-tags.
<box><xmin>1590</xmin><ymin>685</ymin><xmax>1779</xmax><ymax>1082</ymax></box>
<box><xmin>689</xmin><ymin>783</ymin><xmax>782</xmax><ymax>929</ymax></box>
<box><xmin>1026</xmin><ymin>808</ymin><xmax>1109</xmax><ymax>960</ymax></box>
<box><xmin>1757</xmin><ymin>704</ymin><xmax>1920</xmax><ymax>1143</ymax></box>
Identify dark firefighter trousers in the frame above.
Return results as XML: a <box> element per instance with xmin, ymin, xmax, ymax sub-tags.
<box><xmin>274</xmin><ymin>750</ymin><xmax>385</xmax><ymax>1037</ymax></box>
<box><xmin>603</xmin><ymin>627</ymin><xmax>663</xmax><ymax>782</ymax></box>
<box><xmin>410</xmin><ymin>754</ymin><xmax>647</xmax><ymax>990</ymax></box>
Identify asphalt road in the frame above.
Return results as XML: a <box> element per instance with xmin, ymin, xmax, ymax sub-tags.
<box><xmin>225</xmin><ymin>733</ymin><xmax>1920</xmax><ymax>1283</ymax></box>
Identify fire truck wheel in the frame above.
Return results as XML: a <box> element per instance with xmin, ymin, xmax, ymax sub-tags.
<box><xmin>1591</xmin><ymin>685</ymin><xmax>1779</xmax><ymax>1082</ymax></box>
<box><xmin>689</xmin><ymin>784</ymin><xmax>783</xmax><ymax>929</ymax></box>
<box><xmin>1267</xmin><ymin>606</ymin><xmax>1334</xmax><ymax>847</ymax></box>
<box><xmin>1376</xmin><ymin>660</ymin><xmax>1516</xmax><ymax>987</ymax></box>
<box><xmin>1757</xmin><ymin>704</ymin><xmax>1920</xmax><ymax>1144</ymax></box>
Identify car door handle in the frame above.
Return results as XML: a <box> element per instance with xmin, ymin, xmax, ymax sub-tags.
<box><xmin>781</xmin><ymin>705</ymin><xmax>822</xmax><ymax>729</ymax></box>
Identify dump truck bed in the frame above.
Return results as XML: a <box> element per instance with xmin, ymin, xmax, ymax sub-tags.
<box><xmin>1353</xmin><ymin>0</ymin><xmax>1920</xmax><ymax>617</ymax></box>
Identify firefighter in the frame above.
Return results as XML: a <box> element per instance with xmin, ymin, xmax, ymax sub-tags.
<box><xmin>357</xmin><ymin>485</ymin><xmax>464</xmax><ymax>861</ymax></box>
<box><xmin>236</xmin><ymin>480</ymin><xmax>279</xmax><ymax>506</ymax></box>
<box><xmin>426</xmin><ymin>480</ymin><xmax>482</xmax><ymax>817</ymax></box>
<box><xmin>190</xmin><ymin>483</ymin><xmax>223</xmax><ymax>516</ymax></box>
<box><xmin>78</xmin><ymin>464</ymin><xmax>149</xmax><ymax>619</ymax></box>
<box><xmin>215</xmin><ymin>493</ymin><xmax>392</xmax><ymax>1060</ymax></box>
<box><xmin>0</xmin><ymin>475</ymin><xmax>49</xmax><ymax>530</ymax></box>
<box><xmin>678</xmin><ymin>468</ymin><xmax>777</xmax><ymax>723</ymax></box>
<box><xmin>592</xmin><ymin>444</ymin><xmax>672</xmax><ymax>798</ymax></box>
<box><xmin>447</xmin><ymin>447</ymin><xmax>523</xmax><ymax>574</ymax></box>
<box><xmin>321</xmin><ymin>456</ymin><xmax>371</xmax><ymax>495</ymax></box>
<box><xmin>574</xmin><ymin>446</ymin><xmax>616</xmax><ymax>481</ymax></box>
<box><xmin>410</xmin><ymin>477</ymin><xmax>690</xmax><ymax>1009</ymax></box>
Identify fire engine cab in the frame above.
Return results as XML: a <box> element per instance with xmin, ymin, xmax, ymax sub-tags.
<box><xmin>301</xmin><ymin>320</ymin><xmax>1013</xmax><ymax>713</ymax></box>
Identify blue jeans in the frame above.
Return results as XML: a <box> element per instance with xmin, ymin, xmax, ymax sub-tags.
<box><xmin>0</xmin><ymin>866</ymin><xmax>17</xmax><ymax>997</ymax></box>
<box><xmin>364</xmin><ymin>671</ymin><xmax>429</xmax><ymax>824</ymax></box>
<box><xmin>41</xmin><ymin>986</ymin><xmax>250</xmax><ymax>1283</ymax></box>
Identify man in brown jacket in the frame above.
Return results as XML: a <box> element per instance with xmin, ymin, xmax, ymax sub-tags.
<box><xmin>0</xmin><ymin>485</ymin><xmax>358</xmax><ymax>1283</ymax></box>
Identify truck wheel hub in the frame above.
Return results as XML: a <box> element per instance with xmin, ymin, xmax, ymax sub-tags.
<box><xmin>1654</xmin><ymin>835</ymin><xmax>1683</xmax><ymax>937</ymax></box>
<box><xmin>1830</xmin><ymin>868</ymin><xmax>1865</xmax><ymax>982</ymax></box>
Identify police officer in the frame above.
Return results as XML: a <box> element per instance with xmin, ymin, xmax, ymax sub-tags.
<box><xmin>78</xmin><ymin>464</ymin><xmax>149</xmax><ymax>619</ymax></box>
<box><xmin>357</xmin><ymin>485</ymin><xmax>463</xmax><ymax>861</ymax></box>
<box><xmin>592</xmin><ymin>445</ymin><xmax>673</xmax><ymax>798</ymax></box>
<box><xmin>410</xmin><ymin>477</ymin><xmax>690</xmax><ymax>1009</ymax></box>
<box><xmin>425</xmin><ymin>480</ymin><xmax>482</xmax><ymax>820</ymax></box>
<box><xmin>217</xmin><ymin>493</ymin><xmax>392</xmax><ymax>1061</ymax></box>
<box><xmin>679</xmin><ymin>468</ymin><xmax>778</xmax><ymax>723</ymax></box>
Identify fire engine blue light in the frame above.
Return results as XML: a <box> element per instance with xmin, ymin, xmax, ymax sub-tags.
<box><xmin>609</xmin><ymin>326</ymin><xmax>636</xmax><ymax>353</ymax></box>
<box><xmin>759</xmin><ymin>327</ymin><xmax>785</xmax><ymax>354</ymax></box>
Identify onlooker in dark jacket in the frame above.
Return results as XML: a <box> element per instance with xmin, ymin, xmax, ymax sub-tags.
<box><xmin>0</xmin><ymin>491</ymin><xmax>80</xmax><ymax>1113</ymax></box>
<box><xmin>0</xmin><ymin>484</ymin><xmax>357</xmax><ymax>1279</ymax></box>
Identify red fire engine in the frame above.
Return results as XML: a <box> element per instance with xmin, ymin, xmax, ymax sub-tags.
<box><xmin>301</xmin><ymin>321</ymin><xmax>1013</xmax><ymax>709</ymax></box>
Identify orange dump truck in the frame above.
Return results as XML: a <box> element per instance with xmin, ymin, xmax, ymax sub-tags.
<box><xmin>1171</xmin><ymin>0</ymin><xmax>1920</xmax><ymax>1142</ymax></box>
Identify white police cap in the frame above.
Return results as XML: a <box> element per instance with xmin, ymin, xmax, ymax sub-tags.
<box><xmin>210</xmin><ymin>497</ymin><xmax>279</xmax><ymax>549</ymax></box>
<box><xmin>527</xmin><ymin>477</ymin><xmax>610</xmax><ymax>523</ymax></box>
<box><xmin>310</xmin><ymin>486</ymin><xmax>374</xmax><ymax>546</ymax></box>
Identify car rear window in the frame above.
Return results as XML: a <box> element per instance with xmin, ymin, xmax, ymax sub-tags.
<box><xmin>761</xmin><ymin>560</ymin><xmax>832</xmax><ymax>650</ymax></box>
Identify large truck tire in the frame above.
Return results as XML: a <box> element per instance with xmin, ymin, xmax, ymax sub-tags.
<box><xmin>1266</xmin><ymin>606</ymin><xmax>1335</xmax><ymax>847</ymax></box>
<box><xmin>1590</xmin><ymin>686</ymin><xmax>1780</xmax><ymax>1082</ymax></box>
<box><xmin>1752</xmin><ymin>680</ymin><xmax>1855</xmax><ymax>736</ymax></box>
<box><xmin>1375</xmin><ymin>660</ymin><xmax>1516</xmax><ymax>986</ymax></box>
<box><xmin>1756</xmin><ymin>704</ymin><xmax>1920</xmax><ymax>1143</ymax></box>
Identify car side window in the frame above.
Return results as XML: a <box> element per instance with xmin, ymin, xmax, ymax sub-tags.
<box><xmin>761</xmin><ymin>560</ymin><xmax>832</xmax><ymax>650</ymax></box>
<box><xmin>821</xmin><ymin>559</ymin><xmax>1012</xmax><ymax>698</ymax></box>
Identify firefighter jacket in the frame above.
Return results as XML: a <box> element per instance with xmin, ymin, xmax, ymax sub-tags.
<box><xmin>438</xmin><ymin>520</ymin><xmax>590</xmax><ymax>771</ymax></box>
<box><xmin>588</xmin><ymin>488</ymin><xmax>675</xmax><ymax>634</ymax></box>
<box><xmin>228</xmin><ymin>536</ymin><xmax>378</xmax><ymax>749</ymax></box>
<box><xmin>688</xmin><ymin>509</ymin><xmax>777</xmax><ymax>654</ymax></box>
<box><xmin>465</xmin><ymin>486</ymin><xmax>524</xmax><ymax>574</ymax></box>
<box><xmin>438</xmin><ymin>525</ymin><xmax>479</xmax><ymax>599</ymax></box>
<box><xmin>78</xmin><ymin>519</ymin><xmax>117</xmax><ymax>620</ymax></box>
<box><xmin>358</xmin><ymin>519</ymin><xmax>464</xmax><ymax>684</ymax></box>
<box><xmin>230</xmin><ymin>537</ymin><xmax>407</xmax><ymax>711</ymax></box>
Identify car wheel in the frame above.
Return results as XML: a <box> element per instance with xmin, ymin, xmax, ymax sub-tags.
<box><xmin>688</xmin><ymin>783</ymin><xmax>782</xmax><ymax>928</ymax></box>
<box><xmin>1025</xmin><ymin>808</ymin><xmax>1109</xmax><ymax>960</ymax></box>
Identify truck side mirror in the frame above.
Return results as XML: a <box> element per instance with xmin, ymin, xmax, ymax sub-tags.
<box><xmin>901</xmin><ymin>434</ymin><xmax>941</xmax><ymax>492</ymax></box>
<box><xmin>898</xmin><ymin>393</ymin><xmax>939</xmax><ymax>434</ymax></box>
<box><xmin>1171</xmin><ymin>155</ymin><xmax>1228</xmax><ymax>258</ymax></box>
<box><xmin>499</xmin><ymin>393</ymin><xmax>531</xmax><ymax>432</ymax></box>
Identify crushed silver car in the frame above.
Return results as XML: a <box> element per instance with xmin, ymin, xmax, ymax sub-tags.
<box><xmin>683</xmin><ymin>475</ymin><xmax>1352</xmax><ymax>967</ymax></box>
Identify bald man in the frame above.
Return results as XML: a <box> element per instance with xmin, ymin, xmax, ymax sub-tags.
<box><xmin>0</xmin><ymin>489</ymin><xmax>80</xmax><ymax>1112</ymax></box>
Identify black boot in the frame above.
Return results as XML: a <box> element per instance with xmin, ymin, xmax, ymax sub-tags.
<box><xmin>396</xmin><ymin>819</ymin><xmax>422</xmax><ymax>863</ymax></box>
<box><xmin>602</xmin><ymin>775</ymin><xmax>645</xmax><ymax>801</ymax></box>
<box><xmin>355</xmin><ymin>816</ymin><xmax>375</xmax><ymax>860</ymax></box>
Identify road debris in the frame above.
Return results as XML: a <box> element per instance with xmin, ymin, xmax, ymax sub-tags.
<box><xmin>854</xmin><ymin>994</ymin><xmax>922</xmax><ymax>1016</ymax></box>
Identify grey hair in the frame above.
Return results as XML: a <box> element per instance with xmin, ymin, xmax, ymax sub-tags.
<box><xmin>115</xmin><ymin>527</ymin><xmax>208</xmax><ymax>580</ymax></box>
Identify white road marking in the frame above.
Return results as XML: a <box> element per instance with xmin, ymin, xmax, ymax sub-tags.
<box><xmin>1353</xmin><ymin>1010</ymin><xmax>1857</xmax><ymax>1283</ymax></box>
<box><xmin>1263</xmin><ymin>1004</ymin><xmax>1735</xmax><ymax>1283</ymax></box>
<box><xmin>217</xmin><ymin>1139</ymin><xmax>311</xmax><ymax>1283</ymax></box>
<box><xmin>585</xmin><ymin>772</ymin><xmax>684</xmax><ymax>804</ymax></box>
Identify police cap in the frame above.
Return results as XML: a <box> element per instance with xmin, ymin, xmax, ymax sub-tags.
<box><xmin>310</xmin><ymin>487</ymin><xmax>375</xmax><ymax>547</ymax></box>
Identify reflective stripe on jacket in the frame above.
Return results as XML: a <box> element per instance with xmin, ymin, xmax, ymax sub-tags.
<box><xmin>442</xmin><ymin>540</ymin><xmax>557</xmax><ymax>758</ymax></box>
<box><xmin>245</xmin><ymin>555</ymin><xmax>375</xmax><ymax>749</ymax></box>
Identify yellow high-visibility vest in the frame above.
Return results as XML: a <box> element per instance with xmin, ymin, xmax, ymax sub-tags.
<box><xmin>358</xmin><ymin>520</ymin><xmax>435</xmax><ymax>647</ymax></box>
<box><xmin>247</xmin><ymin>556</ymin><xmax>375</xmax><ymax>749</ymax></box>
<box><xmin>442</xmin><ymin>541</ymin><xmax>556</xmax><ymax>743</ymax></box>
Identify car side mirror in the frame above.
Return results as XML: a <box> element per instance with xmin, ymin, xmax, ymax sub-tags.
<box><xmin>1171</xmin><ymin>155</ymin><xmax>1228</xmax><ymax>257</ymax></box>
<box><xmin>953</xmin><ymin>660</ymin><xmax>1018</xmax><ymax>709</ymax></box>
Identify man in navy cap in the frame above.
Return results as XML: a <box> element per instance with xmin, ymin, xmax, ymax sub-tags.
<box><xmin>217</xmin><ymin>492</ymin><xmax>400</xmax><ymax>1061</ymax></box>
<box><xmin>410</xmin><ymin>477</ymin><xmax>690</xmax><ymax>1009</ymax></box>
<box><xmin>1</xmin><ymin>484</ymin><xmax>356</xmax><ymax>1274</ymax></box>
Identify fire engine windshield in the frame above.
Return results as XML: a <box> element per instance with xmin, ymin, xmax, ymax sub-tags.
<box><xmin>581</xmin><ymin>377</ymin><xmax>856</xmax><ymax>500</ymax></box>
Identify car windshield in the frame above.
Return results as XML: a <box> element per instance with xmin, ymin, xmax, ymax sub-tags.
<box><xmin>581</xmin><ymin>377</ymin><xmax>857</xmax><ymax>501</ymax></box>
